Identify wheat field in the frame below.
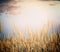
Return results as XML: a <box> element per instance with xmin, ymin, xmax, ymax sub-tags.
<box><xmin>0</xmin><ymin>22</ymin><xmax>60</xmax><ymax>52</ymax></box>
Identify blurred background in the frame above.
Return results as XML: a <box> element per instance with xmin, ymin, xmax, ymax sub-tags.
<box><xmin>0</xmin><ymin>0</ymin><xmax>60</xmax><ymax>39</ymax></box>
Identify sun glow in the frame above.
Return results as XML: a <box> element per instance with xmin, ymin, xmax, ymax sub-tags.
<box><xmin>12</xmin><ymin>2</ymin><xmax>50</xmax><ymax>32</ymax></box>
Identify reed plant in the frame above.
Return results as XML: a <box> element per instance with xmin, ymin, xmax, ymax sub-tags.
<box><xmin>0</xmin><ymin>21</ymin><xmax>60</xmax><ymax>52</ymax></box>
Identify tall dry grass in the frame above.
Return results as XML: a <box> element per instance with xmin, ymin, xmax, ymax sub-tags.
<box><xmin>0</xmin><ymin>21</ymin><xmax>60</xmax><ymax>52</ymax></box>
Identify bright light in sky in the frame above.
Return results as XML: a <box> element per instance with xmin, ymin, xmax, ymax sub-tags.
<box><xmin>12</xmin><ymin>2</ymin><xmax>50</xmax><ymax>32</ymax></box>
<box><xmin>1</xmin><ymin>1</ymin><xmax>60</xmax><ymax>34</ymax></box>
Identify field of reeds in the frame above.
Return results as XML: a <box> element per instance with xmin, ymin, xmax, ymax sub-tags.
<box><xmin>0</xmin><ymin>22</ymin><xmax>60</xmax><ymax>52</ymax></box>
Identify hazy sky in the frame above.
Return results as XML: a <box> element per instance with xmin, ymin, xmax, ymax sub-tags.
<box><xmin>0</xmin><ymin>1</ymin><xmax>60</xmax><ymax>39</ymax></box>
<box><xmin>0</xmin><ymin>0</ymin><xmax>60</xmax><ymax>13</ymax></box>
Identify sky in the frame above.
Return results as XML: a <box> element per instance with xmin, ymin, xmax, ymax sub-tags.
<box><xmin>0</xmin><ymin>0</ymin><xmax>60</xmax><ymax>39</ymax></box>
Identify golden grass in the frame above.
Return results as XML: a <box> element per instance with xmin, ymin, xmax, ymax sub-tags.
<box><xmin>0</xmin><ymin>22</ymin><xmax>60</xmax><ymax>52</ymax></box>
